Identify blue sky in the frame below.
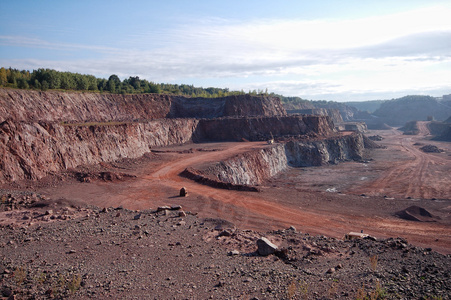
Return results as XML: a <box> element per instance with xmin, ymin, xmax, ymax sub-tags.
<box><xmin>1</xmin><ymin>0</ymin><xmax>450</xmax><ymax>101</ymax></box>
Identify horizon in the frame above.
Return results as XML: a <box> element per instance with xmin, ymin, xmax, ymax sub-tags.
<box><xmin>1</xmin><ymin>0</ymin><xmax>451</xmax><ymax>102</ymax></box>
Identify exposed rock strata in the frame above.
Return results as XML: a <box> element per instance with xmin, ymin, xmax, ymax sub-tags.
<box><xmin>429</xmin><ymin>121</ymin><xmax>451</xmax><ymax>141</ymax></box>
<box><xmin>286</xmin><ymin>108</ymin><xmax>343</xmax><ymax>124</ymax></box>
<box><xmin>0</xmin><ymin>115</ymin><xmax>336</xmax><ymax>183</ymax></box>
<box><xmin>0</xmin><ymin>119</ymin><xmax>199</xmax><ymax>183</ymax></box>
<box><xmin>0</xmin><ymin>89</ymin><xmax>285</xmax><ymax>123</ymax></box>
<box><xmin>196</xmin><ymin>133</ymin><xmax>364</xmax><ymax>185</ymax></box>
<box><xmin>196</xmin><ymin>115</ymin><xmax>333</xmax><ymax>142</ymax></box>
<box><xmin>168</xmin><ymin>94</ymin><xmax>286</xmax><ymax>119</ymax></box>
<box><xmin>202</xmin><ymin>144</ymin><xmax>289</xmax><ymax>185</ymax></box>
<box><xmin>285</xmin><ymin>133</ymin><xmax>364</xmax><ymax>167</ymax></box>
<box><xmin>0</xmin><ymin>88</ymin><xmax>341</xmax><ymax>184</ymax></box>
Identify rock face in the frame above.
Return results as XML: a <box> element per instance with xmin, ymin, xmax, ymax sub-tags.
<box><xmin>429</xmin><ymin>121</ymin><xmax>451</xmax><ymax>141</ymax></box>
<box><xmin>0</xmin><ymin>89</ymin><xmax>285</xmax><ymax>123</ymax></box>
<box><xmin>168</xmin><ymin>94</ymin><xmax>286</xmax><ymax>119</ymax></box>
<box><xmin>286</xmin><ymin>108</ymin><xmax>343</xmax><ymax>124</ymax></box>
<box><xmin>196</xmin><ymin>115</ymin><xmax>334</xmax><ymax>142</ymax></box>
<box><xmin>400</xmin><ymin>121</ymin><xmax>420</xmax><ymax>135</ymax></box>
<box><xmin>285</xmin><ymin>133</ymin><xmax>364</xmax><ymax>167</ymax></box>
<box><xmin>0</xmin><ymin>88</ymin><xmax>336</xmax><ymax>183</ymax></box>
<box><xmin>205</xmin><ymin>144</ymin><xmax>289</xmax><ymax>185</ymax></box>
<box><xmin>0</xmin><ymin>119</ymin><xmax>200</xmax><ymax>182</ymax></box>
<box><xmin>198</xmin><ymin>133</ymin><xmax>364</xmax><ymax>186</ymax></box>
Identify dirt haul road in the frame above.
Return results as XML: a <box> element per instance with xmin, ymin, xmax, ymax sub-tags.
<box><xmin>351</xmin><ymin>122</ymin><xmax>451</xmax><ymax>199</ymax></box>
<box><xmin>144</xmin><ymin>141</ymin><xmax>451</xmax><ymax>254</ymax></box>
<box><xmin>38</xmin><ymin>131</ymin><xmax>451</xmax><ymax>253</ymax></box>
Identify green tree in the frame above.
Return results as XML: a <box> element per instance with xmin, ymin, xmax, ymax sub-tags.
<box><xmin>41</xmin><ymin>80</ymin><xmax>49</xmax><ymax>91</ymax></box>
<box><xmin>16</xmin><ymin>78</ymin><xmax>29</xmax><ymax>89</ymax></box>
<box><xmin>0</xmin><ymin>67</ymin><xmax>7</xmax><ymax>86</ymax></box>
<box><xmin>75</xmin><ymin>74</ymin><xmax>88</xmax><ymax>90</ymax></box>
<box><xmin>46</xmin><ymin>69</ymin><xmax>61</xmax><ymax>89</ymax></box>
<box><xmin>107</xmin><ymin>74</ymin><xmax>121</xmax><ymax>93</ymax></box>
<box><xmin>60</xmin><ymin>72</ymin><xmax>76</xmax><ymax>90</ymax></box>
<box><xmin>149</xmin><ymin>82</ymin><xmax>160</xmax><ymax>93</ymax></box>
<box><xmin>7</xmin><ymin>68</ymin><xmax>17</xmax><ymax>87</ymax></box>
<box><xmin>33</xmin><ymin>79</ymin><xmax>41</xmax><ymax>89</ymax></box>
<box><xmin>97</xmin><ymin>78</ymin><xmax>107</xmax><ymax>92</ymax></box>
<box><xmin>86</xmin><ymin>75</ymin><xmax>98</xmax><ymax>91</ymax></box>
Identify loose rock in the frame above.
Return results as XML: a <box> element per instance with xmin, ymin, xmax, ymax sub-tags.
<box><xmin>257</xmin><ymin>237</ymin><xmax>277</xmax><ymax>256</ymax></box>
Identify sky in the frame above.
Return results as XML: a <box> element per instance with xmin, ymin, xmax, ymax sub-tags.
<box><xmin>1</xmin><ymin>0</ymin><xmax>451</xmax><ymax>101</ymax></box>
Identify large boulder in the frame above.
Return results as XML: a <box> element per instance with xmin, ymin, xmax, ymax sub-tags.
<box><xmin>257</xmin><ymin>237</ymin><xmax>278</xmax><ymax>256</ymax></box>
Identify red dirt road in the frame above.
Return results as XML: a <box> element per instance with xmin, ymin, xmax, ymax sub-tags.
<box><xmin>38</xmin><ymin>128</ymin><xmax>451</xmax><ymax>253</ymax></box>
<box><xmin>351</xmin><ymin>123</ymin><xmax>451</xmax><ymax>199</ymax></box>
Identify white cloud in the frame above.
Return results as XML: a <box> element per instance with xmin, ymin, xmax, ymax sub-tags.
<box><xmin>2</xmin><ymin>4</ymin><xmax>451</xmax><ymax>100</ymax></box>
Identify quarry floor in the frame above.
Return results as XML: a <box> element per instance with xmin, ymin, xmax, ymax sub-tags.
<box><xmin>28</xmin><ymin>124</ymin><xmax>451</xmax><ymax>254</ymax></box>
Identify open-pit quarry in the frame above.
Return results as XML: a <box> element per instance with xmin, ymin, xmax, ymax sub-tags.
<box><xmin>0</xmin><ymin>88</ymin><xmax>450</xmax><ymax>299</ymax></box>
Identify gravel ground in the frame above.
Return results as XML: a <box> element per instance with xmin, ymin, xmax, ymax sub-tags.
<box><xmin>0</xmin><ymin>197</ymin><xmax>449</xmax><ymax>299</ymax></box>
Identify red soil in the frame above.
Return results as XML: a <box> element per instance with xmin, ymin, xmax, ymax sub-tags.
<box><xmin>35</xmin><ymin>125</ymin><xmax>451</xmax><ymax>254</ymax></box>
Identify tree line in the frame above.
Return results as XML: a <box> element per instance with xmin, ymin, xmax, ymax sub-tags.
<box><xmin>0</xmin><ymin>67</ymin><xmax>270</xmax><ymax>98</ymax></box>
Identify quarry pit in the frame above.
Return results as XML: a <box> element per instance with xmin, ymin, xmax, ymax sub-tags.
<box><xmin>1</xmin><ymin>88</ymin><xmax>451</xmax><ymax>254</ymax></box>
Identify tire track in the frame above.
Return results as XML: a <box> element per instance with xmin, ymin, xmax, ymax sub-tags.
<box><xmin>352</xmin><ymin>124</ymin><xmax>451</xmax><ymax>199</ymax></box>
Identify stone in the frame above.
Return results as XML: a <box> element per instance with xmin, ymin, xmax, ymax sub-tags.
<box><xmin>228</xmin><ymin>250</ymin><xmax>240</xmax><ymax>256</ymax></box>
<box><xmin>157</xmin><ymin>206</ymin><xmax>171</xmax><ymax>212</ymax></box>
<box><xmin>178</xmin><ymin>211</ymin><xmax>186</xmax><ymax>217</ymax></box>
<box><xmin>2</xmin><ymin>287</ymin><xmax>12</xmax><ymax>297</ymax></box>
<box><xmin>257</xmin><ymin>237</ymin><xmax>278</xmax><ymax>256</ymax></box>
<box><xmin>217</xmin><ymin>229</ymin><xmax>233</xmax><ymax>237</ymax></box>
<box><xmin>171</xmin><ymin>205</ymin><xmax>182</xmax><ymax>210</ymax></box>
<box><xmin>180</xmin><ymin>187</ymin><xmax>188</xmax><ymax>197</ymax></box>
<box><xmin>133</xmin><ymin>214</ymin><xmax>142</xmax><ymax>220</ymax></box>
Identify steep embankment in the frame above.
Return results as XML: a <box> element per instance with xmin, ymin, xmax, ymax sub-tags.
<box><xmin>285</xmin><ymin>132</ymin><xmax>363</xmax><ymax>166</ymax></box>
<box><xmin>196</xmin><ymin>115</ymin><xmax>333</xmax><ymax>142</ymax></box>
<box><xmin>0</xmin><ymin>88</ymin><xmax>335</xmax><ymax>183</ymax></box>
<box><xmin>169</xmin><ymin>95</ymin><xmax>286</xmax><ymax>118</ymax></box>
<box><xmin>0</xmin><ymin>89</ymin><xmax>285</xmax><ymax>123</ymax></box>
<box><xmin>189</xmin><ymin>133</ymin><xmax>364</xmax><ymax>186</ymax></box>
<box><xmin>286</xmin><ymin>108</ymin><xmax>343</xmax><ymax>124</ymax></box>
<box><xmin>0</xmin><ymin>115</ymin><xmax>333</xmax><ymax>183</ymax></box>
<box><xmin>429</xmin><ymin>120</ymin><xmax>451</xmax><ymax>141</ymax></box>
<box><xmin>0</xmin><ymin>89</ymin><xmax>172</xmax><ymax>123</ymax></box>
<box><xmin>0</xmin><ymin>119</ymin><xmax>200</xmax><ymax>182</ymax></box>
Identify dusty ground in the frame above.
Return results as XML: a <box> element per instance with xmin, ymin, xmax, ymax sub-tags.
<box><xmin>22</xmin><ymin>124</ymin><xmax>451</xmax><ymax>254</ymax></box>
<box><xmin>1</xmin><ymin>206</ymin><xmax>449</xmax><ymax>299</ymax></box>
<box><xmin>1</xmin><ymin>124</ymin><xmax>451</xmax><ymax>299</ymax></box>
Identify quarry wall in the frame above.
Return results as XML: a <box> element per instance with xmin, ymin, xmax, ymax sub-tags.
<box><xmin>0</xmin><ymin>119</ymin><xmax>200</xmax><ymax>182</ymax></box>
<box><xmin>0</xmin><ymin>88</ymin><xmax>345</xmax><ymax>184</ymax></box>
<box><xmin>286</xmin><ymin>108</ymin><xmax>343</xmax><ymax>124</ymax></box>
<box><xmin>196</xmin><ymin>115</ymin><xmax>334</xmax><ymax>142</ymax></box>
<box><xmin>195</xmin><ymin>133</ymin><xmax>364</xmax><ymax>186</ymax></box>
<box><xmin>0</xmin><ymin>89</ymin><xmax>285</xmax><ymax>123</ymax></box>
